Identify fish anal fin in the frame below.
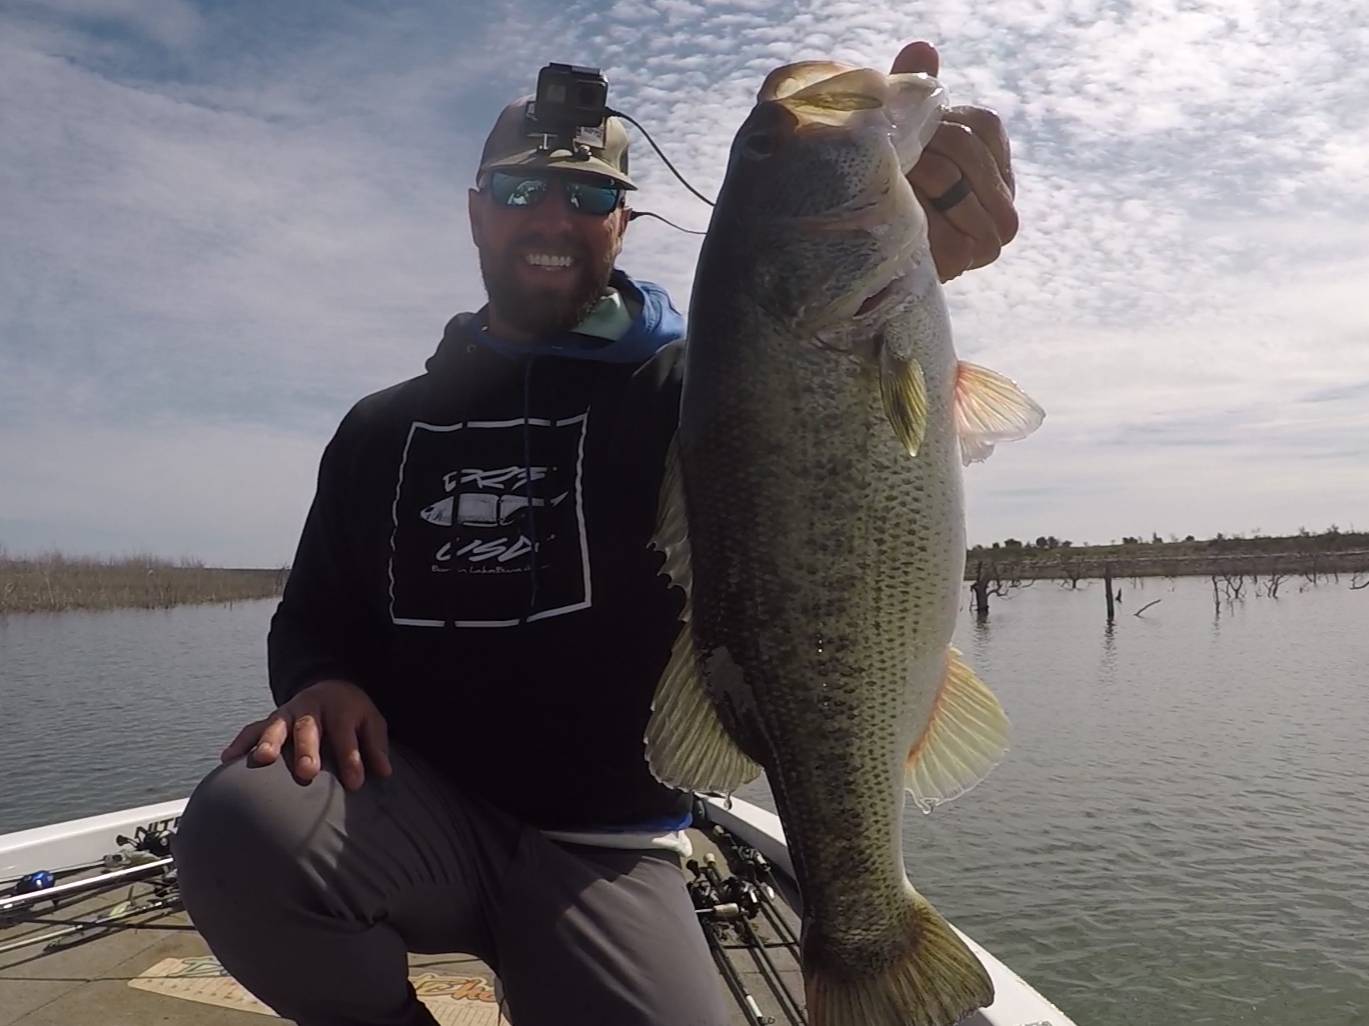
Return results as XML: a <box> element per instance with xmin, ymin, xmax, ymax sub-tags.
<box><xmin>880</xmin><ymin>348</ymin><xmax>928</xmax><ymax>456</ymax></box>
<box><xmin>955</xmin><ymin>361</ymin><xmax>1044</xmax><ymax>465</ymax></box>
<box><xmin>904</xmin><ymin>647</ymin><xmax>1010</xmax><ymax>812</ymax></box>
<box><xmin>645</xmin><ymin>631</ymin><xmax>763</xmax><ymax>794</ymax></box>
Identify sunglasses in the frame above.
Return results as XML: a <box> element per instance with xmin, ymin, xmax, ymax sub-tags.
<box><xmin>483</xmin><ymin>170</ymin><xmax>624</xmax><ymax>217</ymax></box>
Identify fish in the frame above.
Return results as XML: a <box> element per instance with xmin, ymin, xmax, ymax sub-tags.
<box><xmin>645</xmin><ymin>61</ymin><xmax>1045</xmax><ymax>1026</ymax></box>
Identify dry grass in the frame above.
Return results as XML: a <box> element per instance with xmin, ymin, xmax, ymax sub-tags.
<box><xmin>0</xmin><ymin>549</ymin><xmax>288</xmax><ymax>613</ymax></box>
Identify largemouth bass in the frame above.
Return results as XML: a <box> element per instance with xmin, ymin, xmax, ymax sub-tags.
<box><xmin>646</xmin><ymin>61</ymin><xmax>1044</xmax><ymax>1026</ymax></box>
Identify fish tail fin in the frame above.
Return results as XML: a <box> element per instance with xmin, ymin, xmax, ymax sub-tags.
<box><xmin>805</xmin><ymin>890</ymin><xmax>993</xmax><ymax>1026</ymax></box>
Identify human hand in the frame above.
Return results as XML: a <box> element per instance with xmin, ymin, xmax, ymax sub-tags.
<box><xmin>893</xmin><ymin>42</ymin><xmax>1018</xmax><ymax>282</ymax></box>
<box><xmin>220</xmin><ymin>678</ymin><xmax>392</xmax><ymax>790</ymax></box>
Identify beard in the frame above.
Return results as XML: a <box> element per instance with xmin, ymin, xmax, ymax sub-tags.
<box><xmin>479</xmin><ymin>234</ymin><xmax>617</xmax><ymax>338</ymax></box>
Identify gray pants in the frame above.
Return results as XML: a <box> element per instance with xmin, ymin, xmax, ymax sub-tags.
<box><xmin>173</xmin><ymin>746</ymin><xmax>730</xmax><ymax>1026</ymax></box>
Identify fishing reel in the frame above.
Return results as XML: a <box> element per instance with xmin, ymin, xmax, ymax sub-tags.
<box><xmin>116</xmin><ymin>824</ymin><xmax>174</xmax><ymax>859</ymax></box>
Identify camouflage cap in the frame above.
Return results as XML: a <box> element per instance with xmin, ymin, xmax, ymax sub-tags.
<box><xmin>476</xmin><ymin>96</ymin><xmax>636</xmax><ymax>190</ymax></box>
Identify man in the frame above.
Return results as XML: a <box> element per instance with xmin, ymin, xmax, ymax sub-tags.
<box><xmin>174</xmin><ymin>42</ymin><xmax>1018</xmax><ymax>1026</ymax></box>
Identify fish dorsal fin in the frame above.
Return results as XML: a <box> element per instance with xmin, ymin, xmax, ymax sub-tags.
<box><xmin>955</xmin><ymin>361</ymin><xmax>1045</xmax><ymax>465</ymax></box>
<box><xmin>905</xmin><ymin>647</ymin><xmax>1011</xmax><ymax>812</ymax></box>
<box><xmin>645</xmin><ymin>437</ymin><xmax>763</xmax><ymax>794</ymax></box>
<box><xmin>651</xmin><ymin>435</ymin><xmax>693</xmax><ymax>598</ymax></box>
<box><xmin>880</xmin><ymin>348</ymin><xmax>928</xmax><ymax>456</ymax></box>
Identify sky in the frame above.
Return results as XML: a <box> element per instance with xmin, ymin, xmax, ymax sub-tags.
<box><xmin>1</xmin><ymin>0</ymin><xmax>1366</xmax><ymax>567</ymax></box>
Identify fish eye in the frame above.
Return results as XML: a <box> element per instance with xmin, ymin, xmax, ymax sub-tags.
<box><xmin>742</xmin><ymin>130</ymin><xmax>778</xmax><ymax>160</ymax></box>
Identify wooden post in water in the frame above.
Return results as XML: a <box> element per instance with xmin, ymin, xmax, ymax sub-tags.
<box><xmin>1104</xmin><ymin>562</ymin><xmax>1115</xmax><ymax>622</ymax></box>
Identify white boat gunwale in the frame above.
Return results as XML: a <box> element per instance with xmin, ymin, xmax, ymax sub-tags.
<box><xmin>2</xmin><ymin>796</ymin><xmax>1078</xmax><ymax>1026</ymax></box>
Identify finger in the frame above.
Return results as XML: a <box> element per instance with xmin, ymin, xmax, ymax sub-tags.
<box><xmin>249</xmin><ymin>714</ymin><xmax>291</xmax><ymax>766</ymax></box>
<box><xmin>920</xmin><ymin>120</ymin><xmax>1018</xmax><ymax>245</ymax></box>
<box><xmin>360</xmin><ymin>714</ymin><xmax>393</xmax><ymax>780</ymax></box>
<box><xmin>944</xmin><ymin>105</ymin><xmax>1015</xmax><ymax>199</ymax></box>
<box><xmin>891</xmin><ymin>41</ymin><xmax>938</xmax><ymax>78</ymax></box>
<box><xmin>222</xmin><ymin>718</ymin><xmax>270</xmax><ymax>762</ymax></box>
<box><xmin>911</xmin><ymin>150</ymin><xmax>1001</xmax><ymax>252</ymax></box>
<box><xmin>292</xmin><ymin>712</ymin><xmax>323</xmax><ymax>782</ymax></box>
<box><xmin>327</xmin><ymin>717</ymin><xmax>366</xmax><ymax>791</ymax></box>
<box><xmin>925</xmin><ymin>212</ymin><xmax>976</xmax><ymax>283</ymax></box>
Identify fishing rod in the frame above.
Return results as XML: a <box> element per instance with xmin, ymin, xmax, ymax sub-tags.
<box><xmin>698</xmin><ymin>853</ymin><xmax>806</xmax><ymax>1026</ymax></box>
<box><xmin>0</xmin><ymin>857</ymin><xmax>173</xmax><ymax>915</ymax></box>
<box><xmin>707</xmin><ymin>823</ymin><xmax>803</xmax><ymax>957</ymax></box>
<box><xmin>689</xmin><ymin>862</ymin><xmax>772</xmax><ymax>1025</ymax></box>
<box><xmin>0</xmin><ymin>893</ymin><xmax>183</xmax><ymax>958</ymax></box>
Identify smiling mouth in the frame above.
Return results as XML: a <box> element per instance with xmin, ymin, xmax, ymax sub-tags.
<box><xmin>523</xmin><ymin>252</ymin><xmax>578</xmax><ymax>271</ymax></box>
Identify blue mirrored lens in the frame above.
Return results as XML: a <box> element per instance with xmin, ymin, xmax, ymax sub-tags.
<box><xmin>566</xmin><ymin>181</ymin><xmax>621</xmax><ymax>215</ymax></box>
<box><xmin>487</xmin><ymin>172</ymin><xmax>620</xmax><ymax>215</ymax></box>
<box><xmin>490</xmin><ymin>173</ymin><xmax>549</xmax><ymax>208</ymax></box>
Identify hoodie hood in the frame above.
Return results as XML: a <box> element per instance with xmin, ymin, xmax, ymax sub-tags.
<box><xmin>428</xmin><ymin>270</ymin><xmax>684</xmax><ymax>374</ymax></box>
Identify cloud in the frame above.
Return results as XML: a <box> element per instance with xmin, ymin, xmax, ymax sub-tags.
<box><xmin>2</xmin><ymin>0</ymin><xmax>1366</xmax><ymax>563</ymax></box>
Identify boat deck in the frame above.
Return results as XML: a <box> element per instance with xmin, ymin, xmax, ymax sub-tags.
<box><xmin>0</xmin><ymin>827</ymin><xmax>803</xmax><ymax>1026</ymax></box>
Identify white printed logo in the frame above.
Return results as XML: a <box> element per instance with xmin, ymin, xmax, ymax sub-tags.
<box><xmin>388</xmin><ymin>416</ymin><xmax>591</xmax><ymax>627</ymax></box>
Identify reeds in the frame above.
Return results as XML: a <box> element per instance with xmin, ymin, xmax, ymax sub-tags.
<box><xmin>0</xmin><ymin>549</ymin><xmax>288</xmax><ymax>613</ymax></box>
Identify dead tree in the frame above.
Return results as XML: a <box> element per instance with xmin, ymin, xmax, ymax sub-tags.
<box><xmin>1264</xmin><ymin>571</ymin><xmax>1287</xmax><ymax>598</ymax></box>
<box><xmin>1221</xmin><ymin>573</ymin><xmax>1246</xmax><ymax>602</ymax></box>
<box><xmin>970</xmin><ymin>561</ymin><xmax>1010</xmax><ymax>617</ymax></box>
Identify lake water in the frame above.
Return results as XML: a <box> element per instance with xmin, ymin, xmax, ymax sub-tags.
<box><xmin>1</xmin><ymin>578</ymin><xmax>1366</xmax><ymax>1025</ymax></box>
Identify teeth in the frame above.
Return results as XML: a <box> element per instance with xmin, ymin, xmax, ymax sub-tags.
<box><xmin>524</xmin><ymin>253</ymin><xmax>575</xmax><ymax>268</ymax></box>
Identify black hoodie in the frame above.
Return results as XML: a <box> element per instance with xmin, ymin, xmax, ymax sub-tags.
<box><xmin>267</xmin><ymin>272</ymin><xmax>692</xmax><ymax>831</ymax></box>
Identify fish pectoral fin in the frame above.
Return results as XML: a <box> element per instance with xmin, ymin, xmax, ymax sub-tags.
<box><xmin>905</xmin><ymin>647</ymin><xmax>1011</xmax><ymax>812</ymax></box>
<box><xmin>645</xmin><ymin>632</ymin><xmax>764</xmax><ymax>794</ymax></box>
<box><xmin>880</xmin><ymin>348</ymin><xmax>928</xmax><ymax>456</ymax></box>
<box><xmin>649</xmin><ymin>435</ymin><xmax>692</xmax><ymax>599</ymax></box>
<box><xmin>954</xmin><ymin>361</ymin><xmax>1045</xmax><ymax>465</ymax></box>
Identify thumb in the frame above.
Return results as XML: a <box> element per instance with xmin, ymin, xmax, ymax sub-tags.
<box><xmin>891</xmin><ymin>41</ymin><xmax>939</xmax><ymax>77</ymax></box>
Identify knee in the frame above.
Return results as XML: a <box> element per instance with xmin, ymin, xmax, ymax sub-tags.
<box><xmin>174</xmin><ymin>756</ymin><xmax>335</xmax><ymax>912</ymax></box>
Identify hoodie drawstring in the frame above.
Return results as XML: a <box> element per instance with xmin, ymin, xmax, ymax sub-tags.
<box><xmin>521</xmin><ymin>356</ymin><xmax>541</xmax><ymax>622</ymax></box>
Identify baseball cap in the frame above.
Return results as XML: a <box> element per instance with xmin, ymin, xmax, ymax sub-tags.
<box><xmin>476</xmin><ymin>96</ymin><xmax>636</xmax><ymax>190</ymax></box>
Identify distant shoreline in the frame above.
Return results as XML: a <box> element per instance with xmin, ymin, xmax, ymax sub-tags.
<box><xmin>963</xmin><ymin>534</ymin><xmax>1369</xmax><ymax>583</ymax></box>
<box><xmin>4</xmin><ymin>534</ymin><xmax>1365</xmax><ymax>613</ymax></box>
<box><xmin>0</xmin><ymin>557</ymin><xmax>287</xmax><ymax>613</ymax></box>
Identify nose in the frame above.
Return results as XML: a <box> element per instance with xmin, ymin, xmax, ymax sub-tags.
<box><xmin>525</xmin><ymin>179</ymin><xmax>579</xmax><ymax>231</ymax></box>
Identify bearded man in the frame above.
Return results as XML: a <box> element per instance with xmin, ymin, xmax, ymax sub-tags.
<box><xmin>174</xmin><ymin>42</ymin><xmax>1018</xmax><ymax>1026</ymax></box>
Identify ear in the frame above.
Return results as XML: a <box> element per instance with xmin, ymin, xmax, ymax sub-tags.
<box><xmin>468</xmin><ymin>187</ymin><xmax>484</xmax><ymax>248</ymax></box>
<box><xmin>607</xmin><ymin>204</ymin><xmax>630</xmax><ymax>259</ymax></box>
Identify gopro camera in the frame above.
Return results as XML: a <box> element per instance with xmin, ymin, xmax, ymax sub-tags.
<box><xmin>527</xmin><ymin>63</ymin><xmax>609</xmax><ymax>151</ymax></box>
